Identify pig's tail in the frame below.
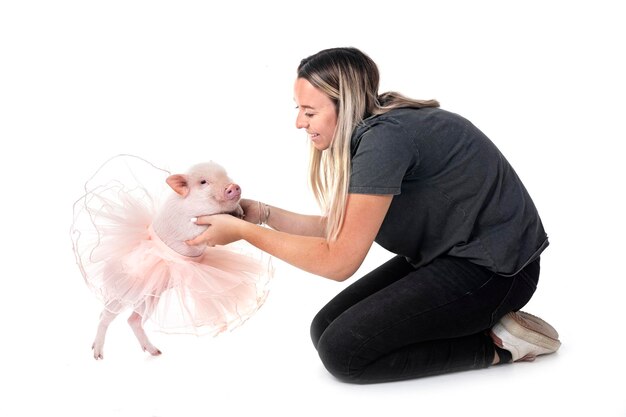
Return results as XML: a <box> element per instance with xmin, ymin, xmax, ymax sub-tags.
<box><xmin>258</xmin><ymin>201</ymin><xmax>271</xmax><ymax>226</ymax></box>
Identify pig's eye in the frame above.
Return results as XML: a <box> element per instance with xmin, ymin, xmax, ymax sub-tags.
<box><xmin>200</xmin><ymin>180</ymin><xmax>207</xmax><ymax>185</ymax></box>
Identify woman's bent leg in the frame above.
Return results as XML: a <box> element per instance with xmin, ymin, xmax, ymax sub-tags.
<box><xmin>314</xmin><ymin>256</ymin><xmax>538</xmax><ymax>383</ymax></box>
<box><xmin>310</xmin><ymin>255</ymin><xmax>415</xmax><ymax>349</ymax></box>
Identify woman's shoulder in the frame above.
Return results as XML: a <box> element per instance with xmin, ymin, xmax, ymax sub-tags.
<box><xmin>351</xmin><ymin>109</ymin><xmax>425</xmax><ymax>157</ymax></box>
<box><xmin>355</xmin><ymin>107</ymin><xmax>468</xmax><ymax>138</ymax></box>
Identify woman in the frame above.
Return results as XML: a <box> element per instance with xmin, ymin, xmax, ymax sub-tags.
<box><xmin>187</xmin><ymin>47</ymin><xmax>561</xmax><ymax>383</ymax></box>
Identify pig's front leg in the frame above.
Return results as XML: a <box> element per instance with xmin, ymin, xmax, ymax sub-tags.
<box><xmin>127</xmin><ymin>310</ymin><xmax>161</xmax><ymax>356</ymax></box>
<box><xmin>231</xmin><ymin>204</ymin><xmax>244</xmax><ymax>219</ymax></box>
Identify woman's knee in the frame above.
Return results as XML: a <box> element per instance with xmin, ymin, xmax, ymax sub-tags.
<box><xmin>310</xmin><ymin>308</ymin><xmax>331</xmax><ymax>350</ymax></box>
<box><xmin>315</xmin><ymin>323</ymin><xmax>365</xmax><ymax>383</ymax></box>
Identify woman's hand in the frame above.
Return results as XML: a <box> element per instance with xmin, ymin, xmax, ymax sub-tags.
<box><xmin>185</xmin><ymin>214</ymin><xmax>246</xmax><ymax>247</ymax></box>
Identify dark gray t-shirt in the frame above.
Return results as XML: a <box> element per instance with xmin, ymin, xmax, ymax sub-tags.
<box><xmin>349</xmin><ymin>107</ymin><xmax>548</xmax><ymax>276</ymax></box>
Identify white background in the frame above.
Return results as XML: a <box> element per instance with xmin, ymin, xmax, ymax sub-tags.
<box><xmin>1</xmin><ymin>1</ymin><xmax>624</xmax><ymax>416</ymax></box>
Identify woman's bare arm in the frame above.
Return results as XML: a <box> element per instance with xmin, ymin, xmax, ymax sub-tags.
<box><xmin>240</xmin><ymin>198</ymin><xmax>326</xmax><ymax>237</ymax></box>
<box><xmin>191</xmin><ymin>194</ymin><xmax>392</xmax><ymax>281</ymax></box>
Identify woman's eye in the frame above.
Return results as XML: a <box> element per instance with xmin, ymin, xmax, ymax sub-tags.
<box><xmin>296</xmin><ymin>106</ymin><xmax>314</xmax><ymax>118</ymax></box>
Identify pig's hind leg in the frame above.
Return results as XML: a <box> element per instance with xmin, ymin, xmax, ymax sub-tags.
<box><xmin>92</xmin><ymin>302</ymin><xmax>121</xmax><ymax>360</ymax></box>
<box><xmin>127</xmin><ymin>306</ymin><xmax>161</xmax><ymax>356</ymax></box>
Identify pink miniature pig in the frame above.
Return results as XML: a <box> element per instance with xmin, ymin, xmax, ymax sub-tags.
<box><xmin>151</xmin><ymin>162</ymin><xmax>244</xmax><ymax>257</ymax></box>
<box><xmin>74</xmin><ymin>159</ymin><xmax>270</xmax><ymax>360</ymax></box>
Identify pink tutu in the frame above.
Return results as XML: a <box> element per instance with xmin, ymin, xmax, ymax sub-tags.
<box><xmin>71</xmin><ymin>155</ymin><xmax>272</xmax><ymax>335</ymax></box>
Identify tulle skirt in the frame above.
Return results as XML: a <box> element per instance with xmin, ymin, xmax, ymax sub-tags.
<box><xmin>71</xmin><ymin>155</ymin><xmax>272</xmax><ymax>335</ymax></box>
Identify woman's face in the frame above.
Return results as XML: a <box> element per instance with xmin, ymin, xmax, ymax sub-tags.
<box><xmin>294</xmin><ymin>78</ymin><xmax>337</xmax><ymax>151</ymax></box>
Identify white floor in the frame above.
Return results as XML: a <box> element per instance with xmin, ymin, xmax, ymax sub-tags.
<box><xmin>2</xmin><ymin>239</ymin><xmax>623</xmax><ymax>416</ymax></box>
<box><xmin>1</xmin><ymin>1</ymin><xmax>625</xmax><ymax>416</ymax></box>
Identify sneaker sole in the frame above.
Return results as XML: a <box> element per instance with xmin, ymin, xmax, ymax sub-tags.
<box><xmin>492</xmin><ymin>311</ymin><xmax>561</xmax><ymax>361</ymax></box>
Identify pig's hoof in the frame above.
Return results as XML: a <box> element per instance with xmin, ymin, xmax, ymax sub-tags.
<box><xmin>143</xmin><ymin>344</ymin><xmax>162</xmax><ymax>356</ymax></box>
<box><xmin>92</xmin><ymin>342</ymin><xmax>104</xmax><ymax>360</ymax></box>
<box><xmin>231</xmin><ymin>205</ymin><xmax>245</xmax><ymax>219</ymax></box>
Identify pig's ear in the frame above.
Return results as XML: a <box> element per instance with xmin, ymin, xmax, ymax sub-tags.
<box><xmin>166</xmin><ymin>174</ymin><xmax>190</xmax><ymax>197</ymax></box>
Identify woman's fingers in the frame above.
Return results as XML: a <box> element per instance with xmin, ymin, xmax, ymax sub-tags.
<box><xmin>185</xmin><ymin>214</ymin><xmax>241</xmax><ymax>247</ymax></box>
<box><xmin>191</xmin><ymin>215</ymin><xmax>211</xmax><ymax>225</ymax></box>
<box><xmin>185</xmin><ymin>233</ymin><xmax>208</xmax><ymax>246</ymax></box>
<box><xmin>185</xmin><ymin>218</ymin><xmax>212</xmax><ymax>246</ymax></box>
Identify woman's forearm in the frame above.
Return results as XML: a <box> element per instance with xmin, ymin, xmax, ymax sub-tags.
<box><xmin>246</xmin><ymin>195</ymin><xmax>391</xmax><ymax>281</ymax></box>
<box><xmin>238</xmin><ymin>221</ymin><xmax>354</xmax><ymax>281</ymax></box>
<box><xmin>192</xmin><ymin>194</ymin><xmax>390</xmax><ymax>282</ymax></box>
<box><xmin>264</xmin><ymin>204</ymin><xmax>327</xmax><ymax>237</ymax></box>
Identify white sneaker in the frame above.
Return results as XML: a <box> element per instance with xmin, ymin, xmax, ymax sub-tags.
<box><xmin>490</xmin><ymin>311</ymin><xmax>561</xmax><ymax>362</ymax></box>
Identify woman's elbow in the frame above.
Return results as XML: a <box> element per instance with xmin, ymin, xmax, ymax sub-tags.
<box><xmin>316</xmin><ymin>246</ymin><xmax>365</xmax><ymax>282</ymax></box>
<box><xmin>321</xmin><ymin>264</ymin><xmax>359</xmax><ymax>282</ymax></box>
<box><xmin>324</xmin><ymin>272</ymin><xmax>350</xmax><ymax>282</ymax></box>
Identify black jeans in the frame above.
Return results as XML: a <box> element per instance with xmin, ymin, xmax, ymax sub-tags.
<box><xmin>311</xmin><ymin>255</ymin><xmax>539</xmax><ymax>384</ymax></box>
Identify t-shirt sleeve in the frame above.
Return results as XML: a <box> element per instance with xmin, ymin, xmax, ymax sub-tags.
<box><xmin>349</xmin><ymin>118</ymin><xmax>418</xmax><ymax>195</ymax></box>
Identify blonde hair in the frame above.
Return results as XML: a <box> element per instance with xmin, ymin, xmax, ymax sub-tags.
<box><xmin>297</xmin><ymin>47</ymin><xmax>439</xmax><ymax>241</ymax></box>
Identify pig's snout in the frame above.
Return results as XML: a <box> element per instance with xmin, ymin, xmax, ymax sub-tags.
<box><xmin>224</xmin><ymin>183</ymin><xmax>241</xmax><ymax>200</ymax></box>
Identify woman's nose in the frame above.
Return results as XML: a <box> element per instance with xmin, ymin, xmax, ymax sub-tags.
<box><xmin>295</xmin><ymin>113</ymin><xmax>308</xmax><ymax>130</ymax></box>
